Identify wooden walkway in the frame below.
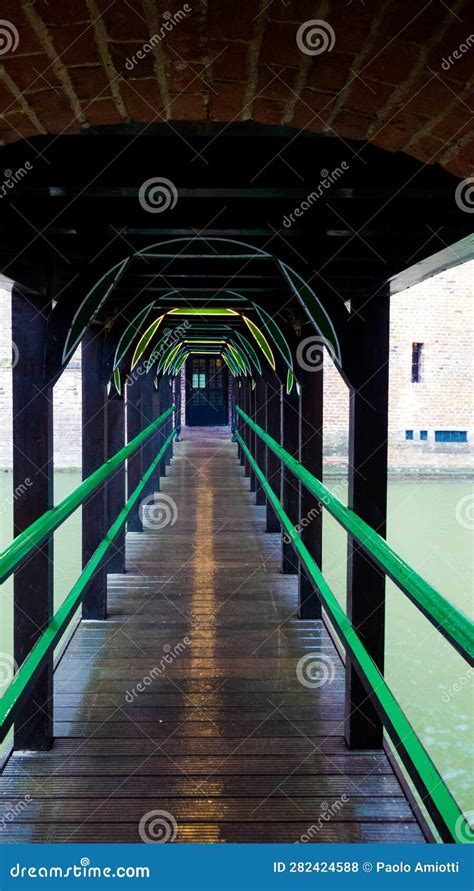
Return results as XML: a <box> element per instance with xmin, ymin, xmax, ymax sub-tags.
<box><xmin>0</xmin><ymin>429</ymin><xmax>424</xmax><ymax>843</ymax></box>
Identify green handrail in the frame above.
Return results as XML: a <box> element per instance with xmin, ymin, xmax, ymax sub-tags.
<box><xmin>237</xmin><ymin>407</ymin><xmax>473</xmax><ymax>665</ymax></box>
<box><xmin>0</xmin><ymin>405</ymin><xmax>175</xmax><ymax>585</ymax></box>
<box><xmin>0</xmin><ymin>428</ymin><xmax>176</xmax><ymax>743</ymax></box>
<box><xmin>236</xmin><ymin>430</ymin><xmax>464</xmax><ymax>844</ymax></box>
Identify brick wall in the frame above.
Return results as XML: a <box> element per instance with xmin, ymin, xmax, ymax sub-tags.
<box><xmin>1</xmin><ymin>258</ymin><xmax>472</xmax><ymax>473</ymax></box>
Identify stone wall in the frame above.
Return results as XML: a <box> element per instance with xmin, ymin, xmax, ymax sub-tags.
<box><xmin>1</xmin><ymin>258</ymin><xmax>472</xmax><ymax>474</ymax></box>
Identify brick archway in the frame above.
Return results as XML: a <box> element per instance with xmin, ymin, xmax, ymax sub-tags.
<box><xmin>0</xmin><ymin>0</ymin><xmax>471</xmax><ymax>177</ymax></box>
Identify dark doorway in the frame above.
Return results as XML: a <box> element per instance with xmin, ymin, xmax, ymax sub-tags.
<box><xmin>185</xmin><ymin>357</ymin><xmax>228</xmax><ymax>426</ymax></box>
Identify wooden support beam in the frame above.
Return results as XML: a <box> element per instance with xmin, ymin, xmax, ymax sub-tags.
<box><xmin>152</xmin><ymin>384</ymin><xmax>162</xmax><ymax>492</ymax></box>
<box><xmin>82</xmin><ymin>326</ymin><xmax>107</xmax><ymax>619</ymax></box>
<box><xmin>281</xmin><ymin>389</ymin><xmax>300</xmax><ymax>574</ymax></box>
<box><xmin>265</xmin><ymin>378</ymin><xmax>281</xmax><ymax>533</ymax></box>
<box><xmin>158</xmin><ymin>377</ymin><xmax>169</xmax><ymax>478</ymax></box>
<box><xmin>249</xmin><ymin>385</ymin><xmax>257</xmax><ymax>493</ymax></box>
<box><xmin>254</xmin><ymin>377</ymin><xmax>266</xmax><ymax>506</ymax></box>
<box><xmin>345</xmin><ymin>287</ymin><xmax>390</xmax><ymax>749</ymax></box>
<box><xmin>140</xmin><ymin>371</ymin><xmax>155</xmax><ymax>501</ymax></box>
<box><xmin>105</xmin><ymin>394</ymin><xmax>125</xmax><ymax>574</ymax></box>
<box><xmin>126</xmin><ymin>371</ymin><xmax>145</xmax><ymax>533</ymax></box>
<box><xmin>12</xmin><ymin>286</ymin><xmax>53</xmax><ymax>751</ymax></box>
<box><xmin>242</xmin><ymin>383</ymin><xmax>250</xmax><ymax>476</ymax></box>
<box><xmin>298</xmin><ymin>368</ymin><xmax>323</xmax><ymax>619</ymax></box>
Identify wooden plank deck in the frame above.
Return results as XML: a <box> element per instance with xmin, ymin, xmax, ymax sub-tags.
<box><xmin>0</xmin><ymin>429</ymin><xmax>425</xmax><ymax>843</ymax></box>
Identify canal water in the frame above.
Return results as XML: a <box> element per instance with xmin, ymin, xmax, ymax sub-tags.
<box><xmin>0</xmin><ymin>471</ymin><xmax>472</xmax><ymax>824</ymax></box>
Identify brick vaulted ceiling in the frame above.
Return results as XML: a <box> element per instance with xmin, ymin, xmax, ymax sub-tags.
<box><xmin>0</xmin><ymin>0</ymin><xmax>472</xmax><ymax>178</ymax></box>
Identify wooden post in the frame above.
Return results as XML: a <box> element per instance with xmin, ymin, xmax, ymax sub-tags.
<box><xmin>105</xmin><ymin>393</ymin><xmax>125</xmax><ymax>574</ymax></box>
<box><xmin>152</xmin><ymin>383</ymin><xmax>162</xmax><ymax>492</ymax></box>
<box><xmin>265</xmin><ymin>377</ymin><xmax>281</xmax><ymax>533</ymax></box>
<box><xmin>12</xmin><ymin>286</ymin><xmax>54</xmax><ymax>750</ymax></box>
<box><xmin>281</xmin><ymin>388</ymin><xmax>299</xmax><ymax>574</ymax></box>
<box><xmin>242</xmin><ymin>382</ymin><xmax>250</xmax><ymax>476</ymax></box>
<box><xmin>158</xmin><ymin>377</ymin><xmax>168</xmax><ymax>478</ymax></box>
<box><xmin>298</xmin><ymin>368</ymin><xmax>323</xmax><ymax>619</ymax></box>
<box><xmin>126</xmin><ymin>369</ymin><xmax>144</xmax><ymax>532</ymax></box>
<box><xmin>82</xmin><ymin>325</ymin><xmax>107</xmax><ymax>620</ymax></box>
<box><xmin>345</xmin><ymin>287</ymin><xmax>390</xmax><ymax>749</ymax></box>
<box><xmin>249</xmin><ymin>384</ymin><xmax>257</xmax><ymax>492</ymax></box>
<box><xmin>254</xmin><ymin>377</ymin><xmax>266</xmax><ymax>505</ymax></box>
<box><xmin>140</xmin><ymin>370</ymin><xmax>155</xmax><ymax>500</ymax></box>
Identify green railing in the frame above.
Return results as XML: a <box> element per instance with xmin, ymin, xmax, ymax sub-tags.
<box><xmin>0</xmin><ymin>406</ymin><xmax>176</xmax><ymax>743</ymax></box>
<box><xmin>236</xmin><ymin>406</ymin><xmax>474</xmax><ymax>844</ymax></box>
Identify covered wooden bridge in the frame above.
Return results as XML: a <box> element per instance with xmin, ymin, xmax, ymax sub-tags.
<box><xmin>0</xmin><ymin>0</ymin><xmax>473</xmax><ymax>846</ymax></box>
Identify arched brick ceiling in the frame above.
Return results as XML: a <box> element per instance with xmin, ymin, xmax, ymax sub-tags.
<box><xmin>0</xmin><ymin>0</ymin><xmax>472</xmax><ymax>177</ymax></box>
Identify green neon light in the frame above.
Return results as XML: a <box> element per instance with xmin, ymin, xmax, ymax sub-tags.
<box><xmin>235</xmin><ymin>426</ymin><xmax>465</xmax><ymax>844</ymax></box>
<box><xmin>113</xmin><ymin>367</ymin><xmax>122</xmax><ymax>395</ymax></box>
<box><xmin>167</xmin><ymin>308</ymin><xmax>239</xmax><ymax>316</ymax></box>
<box><xmin>235</xmin><ymin>332</ymin><xmax>262</xmax><ymax>375</ymax></box>
<box><xmin>278</xmin><ymin>259</ymin><xmax>342</xmax><ymax>366</ymax></box>
<box><xmin>227</xmin><ymin>342</ymin><xmax>248</xmax><ymax>375</ymax></box>
<box><xmin>0</xmin><ymin>426</ymin><xmax>176</xmax><ymax>743</ymax></box>
<box><xmin>113</xmin><ymin>302</ymin><xmax>155</xmax><ymax>370</ymax></box>
<box><xmin>63</xmin><ymin>258</ymin><xmax>129</xmax><ymax>365</ymax></box>
<box><xmin>254</xmin><ymin>304</ymin><xmax>294</xmax><ymax>371</ymax></box>
<box><xmin>221</xmin><ymin>353</ymin><xmax>237</xmax><ymax>377</ymax></box>
<box><xmin>162</xmin><ymin>340</ymin><xmax>184</xmax><ymax>373</ymax></box>
<box><xmin>286</xmin><ymin>368</ymin><xmax>294</xmax><ymax>395</ymax></box>
<box><xmin>0</xmin><ymin>407</ymin><xmax>175</xmax><ymax>585</ymax></box>
<box><xmin>130</xmin><ymin>315</ymin><xmax>164</xmax><ymax>371</ymax></box>
<box><xmin>222</xmin><ymin>348</ymin><xmax>240</xmax><ymax>377</ymax></box>
<box><xmin>242</xmin><ymin>315</ymin><xmax>276</xmax><ymax>370</ymax></box>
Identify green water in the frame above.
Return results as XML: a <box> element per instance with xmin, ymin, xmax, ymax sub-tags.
<box><xmin>0</xmin><ymin>471</ymin><xmax>472</xmax><ymax>822</ymax></box>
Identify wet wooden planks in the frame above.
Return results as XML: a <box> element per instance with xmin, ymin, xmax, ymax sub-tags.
<box><xmin>0</xmin><ymin>431</ymin><xmax>425</xmax><ymax>844</ymax></box>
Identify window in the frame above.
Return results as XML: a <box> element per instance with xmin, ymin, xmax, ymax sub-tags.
<box><xmin>420</xmin><ymin>430</ymin><xmax>428</xmax><ymax>441</ymax></box>
<box><xmin>192</xmin><ymin>372</ymin><xmax>206</xmax><ymax>389</ymax></box>
<box><xmin>405</xmin><ymin>430</ymin><xmax>414</xmax><ymax>440</ymax></box>
<box><xmin>434</xmin><ymin>431</ymin><xmax>467</xmax><ymax>443</ymax></box>
<box><xmin>411</xmin><ymin>342</ymin><xmax>423</xmax><ymax>383</ymax></box>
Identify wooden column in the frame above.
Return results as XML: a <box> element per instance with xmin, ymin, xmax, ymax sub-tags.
<box><xmin>105</xmin><ymin>394</ymin><xmax>125</xmax><ymax>574</ymax></box>
<box><xmin>281</xmin><ymin>389</ymin><xmax>299</xmax><ymax>574</ymax></box>
<box><xmin>345</xmin><ymin>287</ymin><xmax>390</xmax><ymax>749</ymax></box>
<box><xmin>12</xmin><ymin>286</ymin><xmax>53</xmax><ymax>750</ymax></box>
<box><xmin>164</xmin><ymin>376</ymin><xmax>173</xmax><ymax>466</ymax></box>
<box><xmin>249</xmin><ymin>384</ymin><xmax>257</xmax><ymax>492</ymax></box>
<box><xmin>82</xmin><ymin>325</ymin><xmax>107</xmax><ymax>619</ymax></box>
<box><xmin>152</xmin><ymin>383</ymin><xmax>162</xmax><ymax>492</ymax></box>
<box><xmin>126</xmin><ymin>370</ymin><xmax>144</xmax><ymax>533</ymax></box>
<box><xmin>298</xmin><ymin>368</ymin><xmax>323</xmax><ymax>619</ymax></box>
<box><xmin>254</xmin><ymin>377</ymin><xmax>266</xmax><ymax>505</ymax></box>
<box><xmin>242</xmin><ymin>382</ymin><xmax>250</xmax><ymax>476</ymax></box>
<box><xmin>265</xmin><ymin>377</ymin><xmax>281</xmax><ymax>533</ymax></box>
<box><xmin>140</xmin><ymin>370</ymin><xmax>155</xmax><ymax>501</ymax></box>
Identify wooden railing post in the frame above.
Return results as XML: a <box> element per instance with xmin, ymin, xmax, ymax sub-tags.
<box><xmin>242</xmin><ymin>382</ymin><xmax>250</xmax><ymax>476</ymax></box>
<box><xmin>254</xmin><ymin>377</ymin><xmax>266</xmax><ymax>505</ymax></box>
<box><xmin>298</xmin><ymin>367</ymin><xmax>323</xmax><ymax>619</ymax></box>
<box><xmin>126</xmin><ymin>368</ymin><xmax>145</xmax><ymax>533</ymax></box>
<box><xmin>265</xmin><ymin>377</ymin><xmax>281</xmax><ymax>533</ymax></box>
<box><xmin>105</xmin><ymin>392</ymin><xmax>125</xmax><ymax>574</ymax></box>
<box><xmin>249</xmin><ymin>384</ymin><xmax>257</xmax><ymax>492</ymax></box>
<box><xmin>345</xmin><ymin>287</ymin><xmax>390</xmax><ymax>749</ymax></box>
<box><xmin>12</xmin><ymin>285</ymin><xmax>54</xmax><ymax>750</ymax></box>
<box><xmin>281</xmin><ymin>388</ymin><xmax>299</xmax><ymax>574</ymax></box>
<box><xmin>82</xmin><ymin>324</ymin><xmax>107</xmax><ymax>619</ymax></box>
